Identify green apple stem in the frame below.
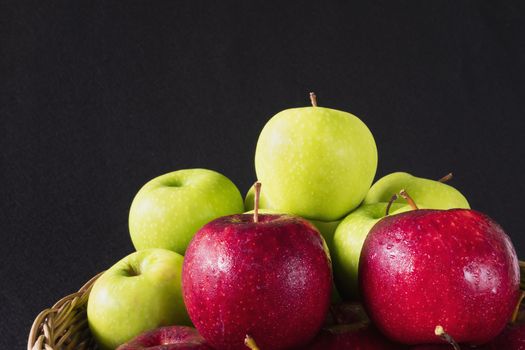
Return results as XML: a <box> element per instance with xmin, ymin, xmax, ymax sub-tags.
<box><xmin>244</xmin><ymin>334</ymin><xmax>260</xmax><ymax>350</ymax></box>
<box><xmin>399</xmin><ymin>189</ymin><xmax>418</xmax><ymax>210</ymax></box>
<box><xmin>438</xmin><ymin>173</ymin><xmax>454</xmax><ymax>183</ymax></box>
<box><xmin>309</xmin><ymin>92</ymin><xmax>318</xmax><ymax>107</ymax></box>
<box><xmin>385</xmin><ymin>193</ymin><xmax>399</xmax><ymax>216</ymax></box>
<box><xmin>511</xmin><ymin>291</ymin><xmax>525</xmax><ymax>323</ymax></box>
<box><xmin>253</xmin><ymin>181</ymin><xmax>262</xmax><ymax>223</ymax></box>
<box><xmin>434</xmin><ymin>325</ymin><xmax>461</xmax><ymax>350</ymax></box>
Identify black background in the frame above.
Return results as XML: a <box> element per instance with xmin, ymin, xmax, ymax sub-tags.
<box><xmin>2</xmin><ymin>1</ymin><xmax>525</xmax><ymax>348</ymax></box>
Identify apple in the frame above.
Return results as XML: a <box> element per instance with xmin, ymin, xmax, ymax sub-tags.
<box><xmin>359</xmin><ymin>208</ymin><xmax>520</xmax><ymax>345</ymax></box>
<box><xmin>482</xmin><ymin>298</ymin><xmax>525</xmax><ymax>350</ymax></box>
<box><xmin>364</xmin><ymin>172</ymin><xmax>469</xmax><ymax>209</ymax></box>
<box><xmin>244</xmin><ymin>186</ymin><xmax>341</xmax><ymax>252</ymax></box>
<box><xmin>244</xmin><ymin>189</ymin><xmax>342</xmax><ymax>303</ymax></box>
<box><xmin>332</xmin><ymin>202</ymin><xmax>410</xmax><ymax>300</ymax></box>
<box><xmin>88</xmin><ymin>249</ymin><xmax>190</xmax><ymax>350</ymax></box>
<box><xmin>409</xmin><ymin>326</ymin><xmax>462</xmax><ymax>349</ymax></box>
<box><xmin>116</xmin><ymin>326</ymin><xmax>212</xmax><ymax>350</ymax></box>
<box><xmin>305</xmin><ymin>322</ymin><xmax>406</xmax><ymax>350</ymax></box>
<box><xmin>129</xmin><ymin>168</ymin><xmax>244</xmax><ymax>255</ymax></box>
<box><xmin>334</xmin><ymin>175</ymin><xmax>469</xmax><ymax>301</ymax></box>
<box><xmin>182</xmin><ymin>184</ymin><xmax>332</xmax><ymax>350</ymax></box>
<box><xmin>254</xmin><ymin>92</ymin><xmax>377</xmax><ymax>221</ymax></box>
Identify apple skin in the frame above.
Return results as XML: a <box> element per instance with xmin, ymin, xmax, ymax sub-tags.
<box><xmin>182</xmin><ymin>214</ymin><xmax>332</xmax><ymax>350</ymax></box>
<box><xmin>116</xmin><ymin>326</ymin><xmax>212</xmax><ymax>350</ymax></box>
<box><xmin>244</xmin><ymin>187</ymin><xmax>341</xmax><ymax>252</ymax></box>
<box><xmin>255</xmin><ymin>106</ymin><xmax>377</xmax><ymax>221</ymax></box>
<box><xmin>359</xmin><ymin>209</ymin><xmax>520</xmax><ymax>345</ymax></box>
<box><xmin>334</xmin><ymin>172</ymin><xmax>469</xmax><ymax>301</ymax></box>
<box><xmin>305</xmin><ymin>322</ymin><xmax>407</xmax><ymax>350</ymax></box>
<box><xmin>129</xmin><ymin>169</ymin><xmax>244</xmax><ymax>255</ymax></box>
<box><xmin>364</xmin><ymin>172</ymin><xmax>469</xmax><ymax>209</ymax></box>
<box><xmin>243</xmin><ymin>201</ymin><xmax>342</xmax><ymax>302</ymax></box>
<box><xmin>88</xmin><ymin>249</ymin><xmax>191</xmax><ymax>350</ymax></box>
<box><xmin>332</xmin><ymin>202</ymin><xmax>408</xmax><ymax>300</ymax></box>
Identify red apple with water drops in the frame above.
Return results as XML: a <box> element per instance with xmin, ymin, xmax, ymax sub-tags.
<box><xmin>360</xmin><ymin>198</ymin><xmax>520</xmax><ymax>346</ymax></box>
<box><xmin>116</xmin><ymin>326</ymin><xmax>212</xmax><ymax>350</ymax></box>
<box><xmin>182</xmin><ymin>183</ymin><xmax>332</xmax><ymax>350</ymax></box>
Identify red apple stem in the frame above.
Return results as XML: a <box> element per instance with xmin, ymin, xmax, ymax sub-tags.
<box><xmin>244</xmin><ymin>334</ymin><xmax>260</xmax><ymax>350</ymax></box>
<box><xmin>438</xmin><ymin>172</ymin><xmax>454</xmax><ymax>183</ymax></box>
<box><xmin>398</xmin><ymin>189</ymin><xmax>418</xmax><ymax>210</ymax></box>
<box><xmin>434</xmin><ymin>325</ymin><xmax>461</xmax><ymax>350</ymax></box>
<box><xmin>511</xmin><ymin>291</ymin><xmax>525</xmax><ymax>323</ymax></box>
<box><xmin>385</xmin><ymin>193</ymin><xmax>399</xmax><ymax>216</ymax></box>
<box><xmin>309</xmin><ymin>92</ymin><xmax>318</xmax><ymax>107</ymax></box>
<box><xmin>253</xmin><ymin>181</ymin><xmax>262</xmax><ymax>223</ymax></box>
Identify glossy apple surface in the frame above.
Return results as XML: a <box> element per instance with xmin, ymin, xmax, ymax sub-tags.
<box><xmin>129</xmin><ymin>168</ymin><xmax>244</xmax><ymax>254</ymax></box>
<box><xmin>332</xmin><ymin>202</ymin><xmax>408</xmax><ymax>299</ymax></box>
<box><xmin>182</xmin><ymin>214</ymin><xmax>332</xmax><ymax>350</ymax></box>
<box><xmin>364</xmin><ymin>172</ymin><xmax>469</xmax><ymax>209</ymax></box>
<box><xmin>244</xmin><ymin>187</ymin><xmax>341</xmax><ymax>252</ymax></box>
<box><xmin>88</xmin><ymin>249</ymin><xmax>190</xmax><ymax>350</ymax></box>
<box><xmin>116</xmin><ymin>326</ymin><xmax>212</xmax><ymax>350</ymax></box>
<box><xmin>360</xmin><ymin>209</ymin><xmax>520</xmax><ymax>345</ymax></box>
<box><xmin>243</xmin><ymin>202</ymin><xmax>341</xmax><ymax>302</ymax></box>
<box><xmin>255</xmin><ymin>105</ymin><xmax>377</xmax><ymax>221</ymax></box>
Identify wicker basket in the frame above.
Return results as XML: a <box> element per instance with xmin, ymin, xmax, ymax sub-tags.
<box><xmin>28</xmin><ymin>263</ymin><xmax>525</xmax><ymax>350</ymax></box>
<box><xmin>28</xmin><ymin>273</ymin><xmax>103</xmax><ymax>350</ymax></box>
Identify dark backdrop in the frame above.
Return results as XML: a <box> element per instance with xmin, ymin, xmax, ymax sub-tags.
<box><xmin>2</xmin><ymin>1</ymin><xmax>525</xmax><ymax>348</ymax></box>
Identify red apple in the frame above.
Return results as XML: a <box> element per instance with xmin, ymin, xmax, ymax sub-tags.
<box><xmin>116</xmin><ymin>326</ymin><xmax>212</xmax><ymax>349</ymax></box>
<box><xmin>305</xmin><ymin>322</ymin><xmax>407</xmax><ymax>350</ymax></box>
<box><xmin>182</xmin><ymin>212</ymin><xmax>332</xmax><ymax>350</ymax></box>
<box><xmin>359</xmin><ymin>208</ymin><xmax>520</xmax><ymax>345</ymax></box>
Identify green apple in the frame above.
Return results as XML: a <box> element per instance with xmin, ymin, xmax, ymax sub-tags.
<box><xmin>129</xmin><ymin>168</ymin><xmax>244</xmax><ymax>254</ymax></box>
<box><xmin>87</xmin><ymin>249</ymin><xmax>190</xmax><ymax>350</ymax></box>
<box><xmin>254</xmin><ymin>100</ymin><xmax>377</xmax><ymax>221</ymax></box>
<box><xmin>364</xmin><ymin>172</ymin><xmax>470</xmax><ymax>209</ymax></box>
<box><xmin>244</xmin><ymin>186</ymin><xmax>340</xmax><ymax>252</ymax></box>
<box><xmin>332</xmin><ymin>203</ymin><xmax>411</xmax><ymax>300</ymax></box>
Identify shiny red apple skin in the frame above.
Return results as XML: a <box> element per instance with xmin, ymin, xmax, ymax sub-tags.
<box><xmin>116</xmin><ymin>326</ymin><xmax>212</xmax><ymax>350</ymax></box>
<box><xmin>182</xmin><ymin>214</ymin><xmax>332</xmax><ymax>350</ymax></box>
<box><xmin>360</xmin><ymin>209</ymin><xmax>520</xmax><ymax>345</ymax></box>
<box><xmin>305</xmin><ymin>322</ymin><xmax>407</xmax><ymax>350</ymax></box>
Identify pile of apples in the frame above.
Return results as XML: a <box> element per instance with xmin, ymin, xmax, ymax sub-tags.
<box><xmin>86</xmin><ymin>94</ymin><xmax>522</xmax><ymax>350</ymax></box>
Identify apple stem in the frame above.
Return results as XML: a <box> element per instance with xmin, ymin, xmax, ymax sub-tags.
<box><xmin>253</xmin><ymin>181</ymin><xmax>262</xmax><ymax>223</ymax></box>
<box><xmin>399</xmin><ymin>189</ymin><xmax>418</xmax><ymax>210</ymax></box>
<box><xmin>244</xmin><ymin>334</ymin><xmax>260</xmax><ymax>350</ymax></box>
<box><xmin>438</xmin><ymin>173</ymin><xmax>454</xmax><ymax>183</ymax></box>
<box><xmin>434</xmin><ymin>325</ymin><xmax>461</xmax><ymax>350</ymax></box>
<box><xmin>385</xmin><ymin>193</ymin><xmax>399</xmax><ymax>216</ymax></box>
<box><xmin>309</xmin><ymin>92</ymin><xmax>318</xmax><ymax>107</ymax></box>
<box><xmin>511</xmin><ymin>291</ymin><xmax>525</xmax><ymax>323</ymax></box>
